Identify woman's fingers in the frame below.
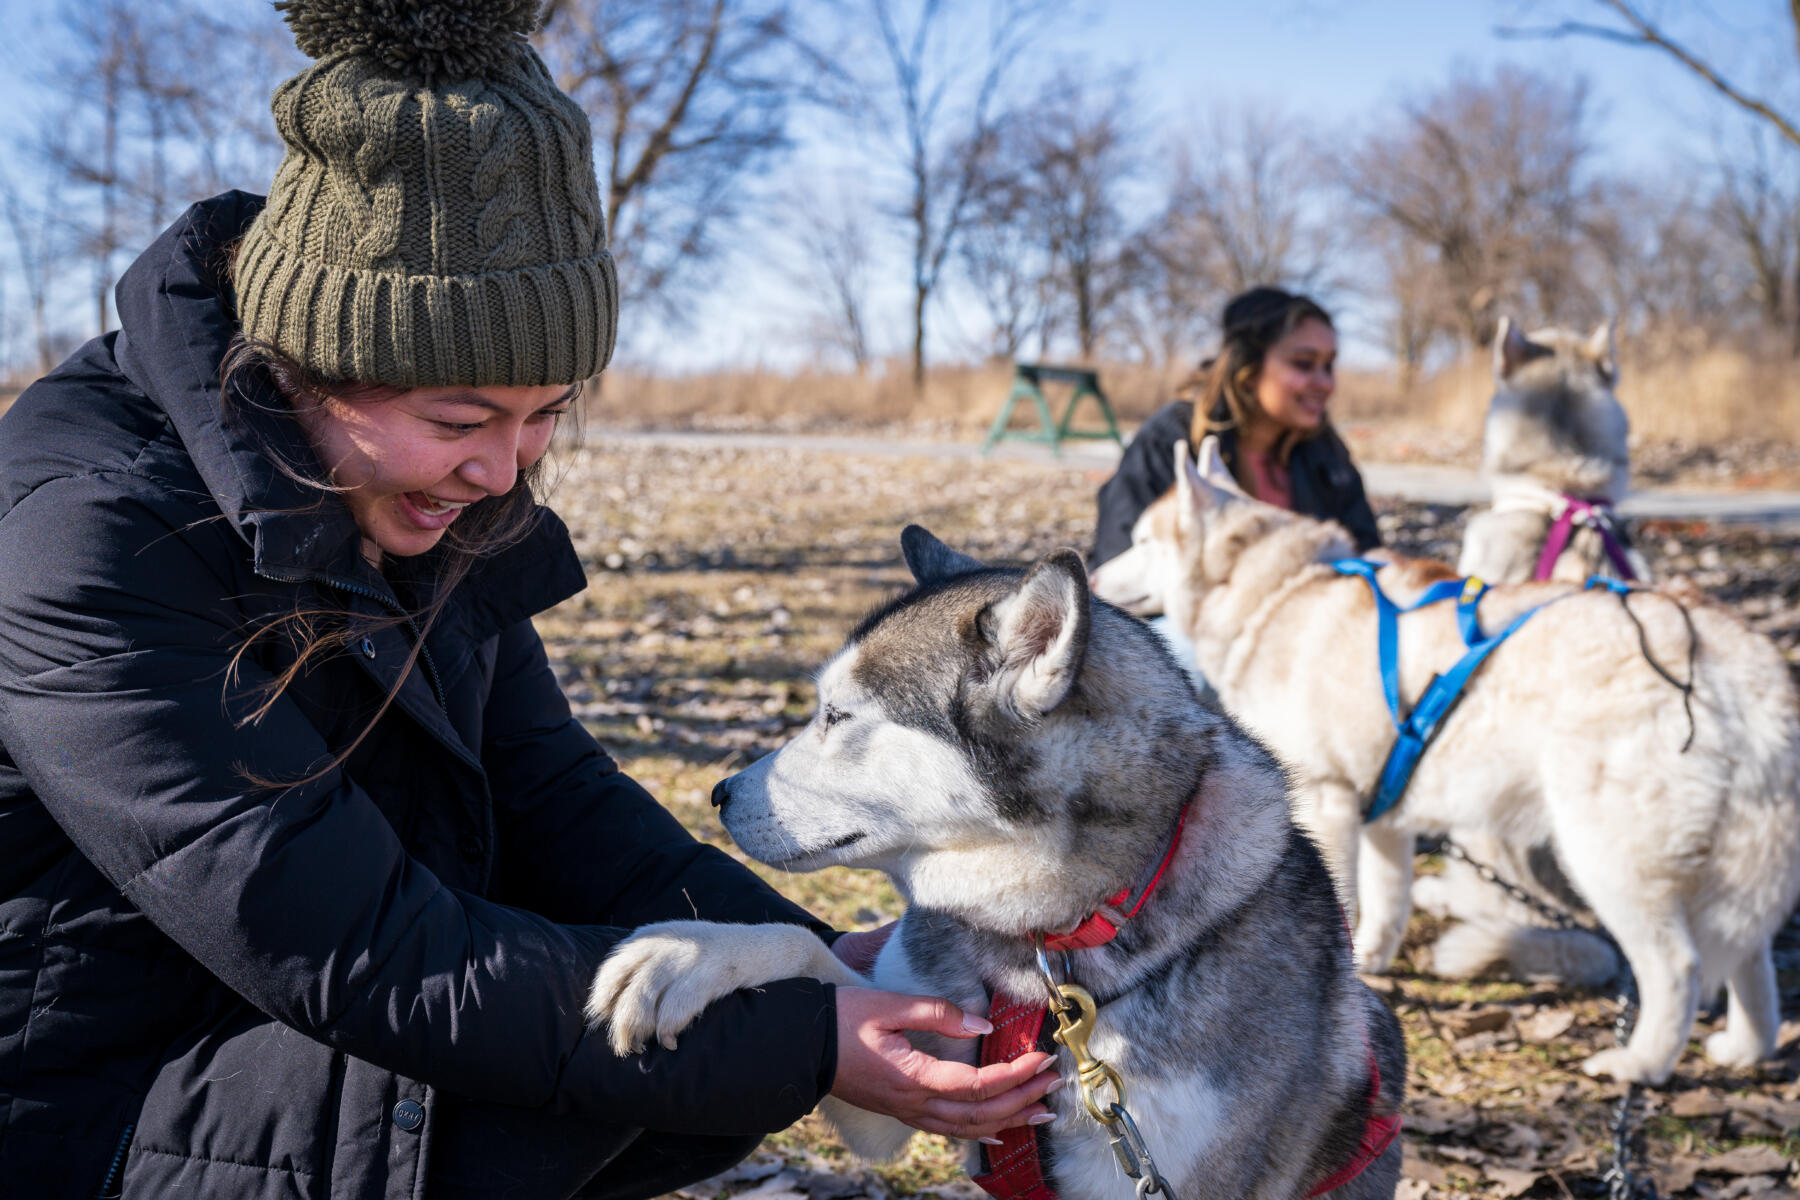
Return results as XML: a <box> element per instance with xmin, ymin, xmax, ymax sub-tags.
<box><xmin>830</xmin><ymin>987</ymin><xmax>1064</xmax><ymax>1138</ymax></box>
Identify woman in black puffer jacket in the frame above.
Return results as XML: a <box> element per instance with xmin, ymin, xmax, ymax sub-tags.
<box><xmin>1090</xmin><ymin>288</ymin><xmax>1381</xmax><ymax>571</ymax></box>
<box><xmin>0</xmin><ymin>8</ymin><xmax>1055</xmax><ymax>1199</ymax></box>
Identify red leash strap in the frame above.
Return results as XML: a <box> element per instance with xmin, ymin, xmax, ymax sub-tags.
<box><xmin>971</xmin><ymin>993</ymin><xmax>1057</xmax><ymax>1200</ymax></box>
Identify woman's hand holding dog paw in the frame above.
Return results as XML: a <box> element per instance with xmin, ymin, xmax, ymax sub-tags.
<box><xmin>830</xmin><ymin>987</ymin><xmax>1061</xmax><ymax>1140</ymax></box>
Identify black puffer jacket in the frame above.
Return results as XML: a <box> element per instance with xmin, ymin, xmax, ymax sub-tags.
<box><xmin>1089</xmin><ymin>400</ymin><xmax>1381</xmax><ymax>567</ymax></box>
<box><xmin>0</xmin><ymin>193</ymin><xmax>837</xmax><ymax>1200</ymax></box>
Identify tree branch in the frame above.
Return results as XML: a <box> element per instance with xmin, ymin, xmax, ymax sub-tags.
<box><xmin>1497</xmin><ymin>0</ymin><xmax>1800</xmax><ymax>150</ymax></box>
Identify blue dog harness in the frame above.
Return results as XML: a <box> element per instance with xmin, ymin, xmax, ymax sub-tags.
<box><xmin>1332</xmin><ymin>559</ymin><xmax>1631</xmax><ymax>822</ymax></box>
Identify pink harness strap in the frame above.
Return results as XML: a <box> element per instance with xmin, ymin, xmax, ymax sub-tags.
<box><xmin>1534</xmin><ymin>495</ymin><xmax>1638</xmax><ymax>582</ymax></box>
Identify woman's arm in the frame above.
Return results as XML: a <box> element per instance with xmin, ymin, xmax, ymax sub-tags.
<box><xmin>0</xmin><ymin>475</ymin><xmax>832</xmax><ymax>1135</ymax></box>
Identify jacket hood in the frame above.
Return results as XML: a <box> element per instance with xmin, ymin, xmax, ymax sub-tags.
<box><xmin>114</xmin><ymin>191</ymin><xmax>364</xmax><ymax>578</ymax></box>
<box><xmin>111</xmin><ymin>192</ymin><xmax>586</xmax><ymax>627</ymax></box>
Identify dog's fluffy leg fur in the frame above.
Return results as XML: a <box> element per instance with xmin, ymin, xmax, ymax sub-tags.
<box><xmin>1353</xmin><ymin>823</ymin><xmax>1413</xmax><ymax>974</ymax></box>
<box><xmin>1572</xmin><ymin>898</ymin><xmax>1702</xmax><ymax>1084</ymax></box>
<box><xmin>1426</xmin><ymin>921</ymin><xmax>1620</xmax><ymax>989</ymax></box>
<box><xmin>1707</xmin><ymin>942</ymin><xmax>1782</xmax><ymax>1068</ymax></box>
<box><xmin>585</xmin><ymin>920</ymin><xmax>917</xmax><ymax>1159</ymax></box>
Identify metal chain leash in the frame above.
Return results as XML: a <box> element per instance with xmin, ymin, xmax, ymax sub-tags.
<box><xmin>1034</xmin><ymin>940</ymin><xmax>1180</xmax><ymax>1200</ymax></box>
<box><xmin>1438</xmin><ymin>839</ymin><xmax>1585</xmax><ymax>934</ymax></box>
<box><xmin>1436</xmin><ymin>838</ymin><xmax>1659</xmax><ymax>1200</ymax></box>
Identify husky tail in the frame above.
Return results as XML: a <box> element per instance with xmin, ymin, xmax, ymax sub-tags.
<box><xmin>1427</xmin><ymin>920</ymin><xmax>1620</xmax><ymax>990</ymax></box>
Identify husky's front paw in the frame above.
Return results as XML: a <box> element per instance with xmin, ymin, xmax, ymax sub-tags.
<box><xmin>1579</xmin><ymin>1047</ymin><xmax>1671</xmax><ymax>1086</ymax></box>
<box><xmin>587</xmin><ymin>928</ymin><xmax>711</xmax><ymax>1055</ymax></box>
<box><xmin>586</xmin><ymin>921</ymin><xmax>852</xmax><ymax>1057</ymax></box>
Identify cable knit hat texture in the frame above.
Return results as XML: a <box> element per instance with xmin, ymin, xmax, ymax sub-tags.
<box><xmin>235</xmin><ymin>0</ymin><xmax>617</xmax><ymax>387</ymax></box>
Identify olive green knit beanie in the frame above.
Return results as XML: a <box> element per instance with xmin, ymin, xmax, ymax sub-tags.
<box><xmin>235</xmin><ymin>0</ymin><xmax>617</xmax><ymax>387</ymax></box>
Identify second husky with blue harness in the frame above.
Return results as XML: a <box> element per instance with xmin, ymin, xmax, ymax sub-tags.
<box><xmin>1090</xmin><ymin>436</ymin><xmax>1800</xmax><ymax>1086</ymax></box>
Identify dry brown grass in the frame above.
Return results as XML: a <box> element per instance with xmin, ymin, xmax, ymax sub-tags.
<box><xmin>592</xmin><ymin>343</ymin><xmax>1800</xmax><ymax>449</ymax></box>
<box><xmin>591</xmin><ymin>356</ymin><xmax>1190</xmax><ymax>434</ymax></box>
<box><xmin>1338</xmin><ymin>344</ymin><xmax>1800</xmax><ymax>446</ymax></box>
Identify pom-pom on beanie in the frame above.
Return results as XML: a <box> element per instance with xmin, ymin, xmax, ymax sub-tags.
<box><xmin>234</xmin><ymin>0</ymin><xmax>617</xmax><ymax>387</ymax></box>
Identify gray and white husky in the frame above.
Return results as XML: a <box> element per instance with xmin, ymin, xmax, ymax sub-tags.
<box><xmin>1458</xmin><ymin>317</ymin><xmax>1649</xmax><ymax>585</ymax></box>
<box><xmin>586</xmin><ymin>527</ymin><xmax>1403</xmax><ymax>1200</ymax></box>
<box><xmin>1445</xmin><ymin>318</ymin><xmax>1649</xmax><ymax>988</ymax></box>
<box><xmin>1092</xmin><ymin>441</ymin><xmax>1800</xmax><ymax>1085</ymax></box>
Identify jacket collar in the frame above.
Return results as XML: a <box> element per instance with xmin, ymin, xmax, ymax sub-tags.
<box><xmin>111</xmin><ymin>193</ymin><xmax>587</xmax><ymax>633</ymax></box>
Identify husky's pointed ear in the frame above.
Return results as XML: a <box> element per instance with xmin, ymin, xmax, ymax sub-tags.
<box><xmin>1586</xmin><ymin>317</ymin><xmax>1618</xmax><ymax>384</ymax></box>
<box><xmin>1494</xmin><ymin>317</ymin><xmax>1544</xmax><ymax>380</ymax></box>
<box><xmin>1192</xmin><ymin>435</ymin><xmax>1245</xmax><ymax>497</ymax></box>
<box><xmin>1174</xmin><ymin>438</ymin><xmax>1240</xmax><ymax>527</ymax></box>
<box><xmin>901</xmin><ymin>525</ymin><xmax>985</xmax><ymax>584</ymax></box>
<box><xmin>982</xmin><ymin>549</ymin><xmax>1090</xmax><ymax>719</ymax></box>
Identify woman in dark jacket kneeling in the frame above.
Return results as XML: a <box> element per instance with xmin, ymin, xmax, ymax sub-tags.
<box><xmin>0</xmin><ymin>6</ymin><xmax>1055</xmax><ymax>1199</ymax></box>
<box><xmin>1091</xmin><ymin>287</ymin><xmax>1381</xmax><ymax>571</ymax></box>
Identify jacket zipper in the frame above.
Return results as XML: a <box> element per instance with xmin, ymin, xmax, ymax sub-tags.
<box><xmin>256</xmin><ymin>567</ymin><xmax>447</xmax><ymax>710</ymax></box>
<box><xmin>93</xmin><ymin>1122</ymin><xmax>134</xmax><ymax>1199</ymax></box>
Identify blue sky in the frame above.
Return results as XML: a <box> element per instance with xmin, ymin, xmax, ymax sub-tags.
<box><xmin>0</xmin><ymin>1</ymin><xmax>1788</xmax><ymax>373</ymax></box>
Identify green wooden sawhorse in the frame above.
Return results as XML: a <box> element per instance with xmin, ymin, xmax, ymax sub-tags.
<box><xmin>980</xmin><ymin>362</ymin><xmax>1124</xmax><ymax>456</ymax></box>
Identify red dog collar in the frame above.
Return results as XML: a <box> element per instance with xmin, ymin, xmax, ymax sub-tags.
<box><xmin>1042</xmin><ymin>803</ymin><xmax>1191</xmax><ymax>951</ymax></box>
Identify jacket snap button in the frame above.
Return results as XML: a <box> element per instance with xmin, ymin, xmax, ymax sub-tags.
<box><xmin>392</xmin><ymin>1099</ymin><xmax>425</xmax><ymax>1132</ymax></box>
<box><xmin>458</xmin><ymin>833</ymin><xmax>485</xmax><ymax>864</ymax></box>
<box><xmin>360</xmin><ymin>636</ymin><xmax>376</xmax><ymax>659</ymax></box>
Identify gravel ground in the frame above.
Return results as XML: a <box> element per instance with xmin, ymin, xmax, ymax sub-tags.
<box><xmin>535</xmin><ymin>442</ymin><xmax>1799</xmax><ymax>1200</ymax></box>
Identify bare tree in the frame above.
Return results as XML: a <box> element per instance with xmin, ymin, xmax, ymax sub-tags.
<box><xmin>1161</xmin><ymin>107</ymin><xmax>1338</xmax><ymax>299</ymax></box>
<box><xmin>957</xmin><ymin>173</ymin><xmax>1052</xmax><ymax>361</ymax></box>
<box><xmin>1009</xmin><ymin>69</ymin><xmax>1142</xmax><ymax>360</ymax></box>
<box><xmin>1112</xmin><ymin>228</ymin><xmax>1214</xmax><ymax>369</ymax></box>
<box><xmin>28</xmin><ymin>0</ymin><xmax>295</xmax><ymax>340</ymax></box>
<box><xmin>1580</xmin><ymin>177</ymin><xmax>1744</xmax><ymax>346</ymax></box>
<box><xmin>849</xmin><ymin>0</ymin><xmax>1062</xmax><ymax>387</ymax></box>
<box><xmin>1</xmin><ymin>183</ymin><xmax>64</xmax><ymax>376</ymax></box>
<box><xmin>780</xmin><ymin>181</ymin><xmax>878</xmax><ymax>371</ymax></box>
<box><xmin>1499</xmin><ymin>0</ymin><xmax>1800</xmax><ymax>150</ymax></box>
<box><xmin>1712</xmin><ymin>123</ymin><xmax>1800</xmax><ymax>351</ymax></box>
<box><xmin>1339</xmin><ymin>65</ymin><xmax>1597</xmax><ymax>346</ymax></box>
<box><xmin>536</xmin><ymin>0</ymin><xmax>833</xmax><ymax>324</ymax></box>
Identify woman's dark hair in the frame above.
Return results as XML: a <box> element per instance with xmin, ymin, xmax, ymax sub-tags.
<box><xmin>1181</xmin><ymin>286</ymin><xmax>1333</xmax><ymax>471</ymax></box>
<box><xmin>216</xmin><ymin>331</ymin><xmax>579</xmax><ymax>789</ymax></box>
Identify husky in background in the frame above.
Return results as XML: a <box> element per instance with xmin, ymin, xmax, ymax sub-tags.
<box><xmin>1091</xmin><ymin>442</ymin><xmax>1800</xmax><ymax>1085</ymax></box>
<box><xmin>1458</xmin><ymin>317</ymin><xmax>1649</xmax><ymax>585</ymax></box>
<box><xmin>588</xmin><ymin>527</ymin><xmax>1404</xmax><ymax>1200</ymax></box>
<box><xmin>1443</xmin><ymin>318</ymin><xmax>1649</xmax><ymax>988</ymax></box>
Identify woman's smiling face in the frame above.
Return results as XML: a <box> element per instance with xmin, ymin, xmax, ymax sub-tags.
<box><xmin>293</xmin><ymin>382</ymin><xmax>575</xmax><ymax>567</ymax></box>
<box><xmin>1252</xmin><ymin>317</ymin><xmax>1337</xmax><ymax>434</ymax></box>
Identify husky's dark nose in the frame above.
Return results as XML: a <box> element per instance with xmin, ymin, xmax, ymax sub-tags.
<box><xmin>711</xmin><ymin>779</ymin><xmax>732</xmax><ymax>811</ymax></box>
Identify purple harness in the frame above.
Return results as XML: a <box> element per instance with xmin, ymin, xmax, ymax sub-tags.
<box><xmin>1534</xmin><ymin>496</ymin><xmax>1638</xmax><ymax>582</ymax></box>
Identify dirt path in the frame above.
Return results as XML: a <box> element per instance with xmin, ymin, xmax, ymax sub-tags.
<box><xmin>590</xmin><ymin>427</ymin><xmax>1800</xmax><ymax>528</ymax></box>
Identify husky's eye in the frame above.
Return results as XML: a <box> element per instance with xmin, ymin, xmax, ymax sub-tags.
<box><xmin>822</xmin><ymin>704</ymin><xmax>851</xmax><ymax>729</ymax></box>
